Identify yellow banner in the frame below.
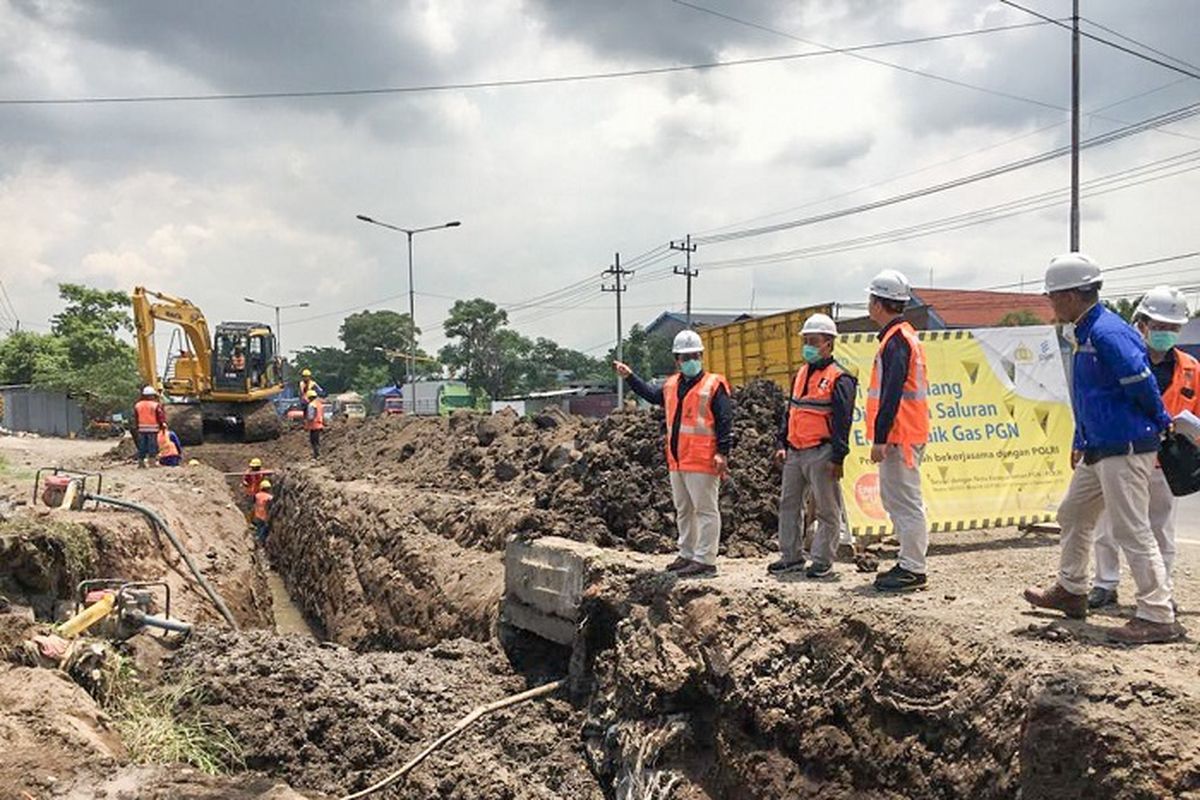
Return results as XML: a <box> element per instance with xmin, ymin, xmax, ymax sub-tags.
<box><xmin>835</xmin><ymin>327</ymin><xmax>1073</xmax><ymax>535</ymax></box>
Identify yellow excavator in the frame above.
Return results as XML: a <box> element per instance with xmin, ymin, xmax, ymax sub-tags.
<box><xmin>132</xmin><ymin>286</ymin><xmax>283</xmax><ymax>445</ymax></box>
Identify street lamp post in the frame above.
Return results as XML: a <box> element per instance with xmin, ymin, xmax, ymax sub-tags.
<box><xmin>356</xmin><ymin>214</ymin><xmax>461</xmax><ymax>411</ymax></box>
<box><xmin>243</xmin><ymin>297</ymin><xmax>310</xmax><ymax>359</ymax></box>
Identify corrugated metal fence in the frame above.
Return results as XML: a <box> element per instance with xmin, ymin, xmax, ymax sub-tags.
<box><xmin>0</xmin><ymin>385</ymin><xmax>85</xmax><ymax>437</ymax></box>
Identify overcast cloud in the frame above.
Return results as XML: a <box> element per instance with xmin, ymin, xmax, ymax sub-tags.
<box><xmin>1</xmin><ymin>0</ymin><xmax>1198</xmax><ymax>360</ymax></box>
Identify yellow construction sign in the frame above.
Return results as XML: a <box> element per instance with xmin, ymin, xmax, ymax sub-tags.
<box><xmin>834</xmin><ymin>327</ymin><xmax>1074</xmax><ymax>535</ymax></box>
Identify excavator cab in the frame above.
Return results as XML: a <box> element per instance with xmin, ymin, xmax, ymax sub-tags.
<box><xmin>213</xmin><ymin>323</ymin><xmax>281</xmax><ymax>393</ymax></box>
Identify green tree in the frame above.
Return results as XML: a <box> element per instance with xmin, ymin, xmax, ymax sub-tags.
<box><xmin>350</xmin><ymin>363</ymin><xmax>392</xmax><ymax>398</ymax></box>
<box><xmin>439</xmin><ymin>298</ymin><xmax>511</xmax><ymax>398</ymax></box>
<box><xmin>338</xmin><ymin>310</ymin><xmax>431</xmax><ymax>384</ymax></box>
<box><xmin>0</xmin><ymin>331</ymin><xmax>69</xmax><ymax>385</ymax></box>
<box><xmin>998</xmin><ymin>310</ymin><xmax>1044</xmax><ymax>327</ymax></box>
<box><xmin>607</xmin><ymin>325</ymin><xmax>676</xmax><ymax>378</ymax></box>
<box><xmin>293</xmin><ymin>346</ymin><xmax>354</xmax><ymax>394</ymax></box>
<box><xmin>1104</xmin><ymin>297</ymin><xmax>1141</xmax><ymax>323</ymax></box>
<box><xmin>50</xmin><ymin>283</ymin><xmax>133</xmax><ymax>367</ymax></box>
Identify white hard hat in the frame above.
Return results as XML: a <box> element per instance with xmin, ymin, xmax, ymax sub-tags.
<box><xmin>142</xmin><ymin>385</ymin><xmax>156</xmax><ymax>396</ymax></box>
<box><xmin>1136</xmin><ymin>285</ymin><xmax>1189</xmax><ymax>325</ymax></box>
<box><xmin>866</xmin><ymin>269</ymin><xmax>912</xmax><ymax>302</ymax></box>
<box><xmin>672</xmin><ymin>329</ymin><xmax>704</xmax><ymax>354</ymax></box>
<box><xmin>801</xmin><ymin>313</ymin><xmax>838</xmax><ymax>336</ymax></box>
<box><xmin>1044</xmin><ymin>252</ymin><xmax>1102</xmax><ymax>294</ymax></box>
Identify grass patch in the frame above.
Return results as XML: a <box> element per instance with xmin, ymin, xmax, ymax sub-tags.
<box><xmin>102</xmin><ymin>658</ymin><xmax>244</xmax><ymax>775</ymax></box>
<box><xmin>0</xmin><ymin>453</ymin><xmax>35</xmax><ymax>481</ymax></box>
<box><xmin>0</xmin><ymin>516</ymin><xmax>96</xmax><ymax>590</ymax></box>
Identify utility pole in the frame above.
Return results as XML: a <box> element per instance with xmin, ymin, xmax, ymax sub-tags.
<box><xmin>602</xmin><ymin>252</ymin><xmax>633</xmax><ymax>407</ymax></box>
<box><xmin>1070</xmin><ymin>0</ymin><xmax>1081</xmax><ymax>251</ymax></box>
<box><xmin>670</xmin><ymin>235</ymin><xmax>699</xmax><ymax>326</ymax></box>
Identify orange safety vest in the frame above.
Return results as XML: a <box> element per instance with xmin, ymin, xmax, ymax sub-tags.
<box><xmin>231</xmin><ymin>354</ymin><xmax>246</xmax><ymax>370</ymax></box>
<box><xmin>787</xmin><ymin>361</ymin><xmax>846</xmax><ymax>450</ymax></box>
<box><xmin>253</xmin><ymin>490</ymin><xmax>272</xmax><ymax>522</ymax></box>
<box><xmin>866</xmin><ymin>321</ymin><xmax>929</xmax><ymax>455</ymax></box>
<box><xmin>662</xmin><ymin>371</ymin><xmax>730</xmax><ymax>475</ymax></box>
<box><xmin>242</xmin><ymin>470</ymin><xmax>264</xmax><ymax>497</ymax></box>
<box><xmin>304</xmin><ymin>398</ymin><xmax>325</xmax><ymax>431</ymax></box>
<box><xmin>156</xmin><ymin>430</ymin><xmax>178</xmax><ymax>459</ymax></box>
<box><xmin>134</xmin><ymin>399</ymin><xmax>162</xmax><ymax>433</ymax></box>
<box><xmin>1162</xmin><ymin>348</ymin><xmax>1200</xmax><ymax>417</ymax></box>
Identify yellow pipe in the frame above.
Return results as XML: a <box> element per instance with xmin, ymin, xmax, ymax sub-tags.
<box><xmin>58</xmin><ymin>593</ymin><xmax>115</xmax><ymax>638</ymax></box>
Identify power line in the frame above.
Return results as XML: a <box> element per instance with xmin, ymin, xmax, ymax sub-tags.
<box><xmin>693</xmin><ymin>100</ymin><xmax>1200</xmax><ymax>245</ymax></box>
<box><xmin>1080</xmin><ymin>17</ymin><xmax>1200</xmax><ymax>74</ymax></box>
<box><xmin>0</xmin><ymin>20</ymin><xmax>1053</xmax><ymax>107</ymax></box>
<box><xmin>999</xmin><ymin>0</ymin><xmax>1200</xmax><ymax>81</ymax></box>
<box><xmin>980</xmin><ymin>252</ymin><xmax>1200</xmax><ymax>291</ymax></box>
<box><xmin>672</xmin><ymin>0</ymin><xmax>1069</xmax><ymax>112</ymax></box>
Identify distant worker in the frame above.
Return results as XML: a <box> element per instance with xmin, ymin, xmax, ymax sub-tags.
<box><xmin>156</xmin><ymin>427</ymin><xmax>183</xmax><ymax>467</ymax></box>
<box><xmin>242</xmin><ymin>457</ymin><xmax>267</xmax><ymax>520</ymax></box>
<box><xmin>865</xmin><ymin>270</ymin><xmax>931</xmax><ymax>592</ymax></box>
<box><xmin>772</xmin><ymin>313</ymin><xmax>857</xmax><ymax>579</ymax></box>
<box><xmin>304</xmin><ymin>389</ymin><xmax>325</xmax><ymax>458</ymax></box>
<box><xmin>298</xmin><ymin>369</ymin><xmax>322</xmax><ymax>407</ymax></box>
<box><xmin>614</xmin><ymin>330</ymin><xmax>732</xmax><ymax>578</ymax></box>
<box><xmin>133</xmin><ymin>385</ymin><xmax>167</xmax><ymax>469</ymax></box>
<box><xmin>230</xmin><ymin>346</ymin><xmax>246</xmax><ymax>372</ymax></box>
<box><xmin>1089</xmin><ymin>285</ymin><xmax>1198</xmax><ymax>611</ymax></box>
<box><xmin>1024</xmin><ymin>254</ymin><xmax>1181</xmax><ymax>643</ymax></box>
<box><xmin>253</xmin><ymin>479</ymin><xmax>273</xmax><ymax>543</ymax></box>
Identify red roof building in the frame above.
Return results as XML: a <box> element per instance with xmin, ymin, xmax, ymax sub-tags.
<box><xmin>908</xmin><ymin>287</ymin><xmax>1056</xmax><ymax>328</ymax></box>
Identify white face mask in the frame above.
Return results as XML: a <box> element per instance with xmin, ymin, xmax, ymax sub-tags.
<box><xmin>1061</xmin><ymin>323</ymin><xmax>1077</xmax><ymax>346</ymax></box>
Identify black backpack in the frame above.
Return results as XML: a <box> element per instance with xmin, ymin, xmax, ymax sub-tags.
<box><xmin>1159</xmin><ymin>431</ymin><xmax>1200</xmax><ymax>497</ymax></box>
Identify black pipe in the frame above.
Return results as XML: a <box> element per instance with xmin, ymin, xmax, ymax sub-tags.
<box><xmin>86</xmin><ymin>493</ymin><xmax>239</xmax><ymax>630</ymax></box>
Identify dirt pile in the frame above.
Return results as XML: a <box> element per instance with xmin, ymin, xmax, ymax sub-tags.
<box><xmin>169</xmin><ymin>630</ymin><xmax>602</xmax><ymax>800</ymax></box>
<box><xmin>536</xmin><ymin>380</ymin><xmax>786</xmax><ymax>556</ymax></box>
<box><xmin>573</xmin><ymin>564</ymin><xmax>1200</xmax><ymax>799</ymax></box>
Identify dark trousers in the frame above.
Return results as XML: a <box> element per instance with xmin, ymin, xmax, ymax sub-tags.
<box><xmin>254</xmin><ymin>518</ymin><xmax>269</xmax><ymax>543</ymax></box>
<box><xmin>309</xmin><ymin>429</ymin><xmax>320</xmax><ymax>458</ymax></box>
<box><xmin>135</xmin><ymin>431</ymin><xmax>159</xmax><ymax>462</ymax></box>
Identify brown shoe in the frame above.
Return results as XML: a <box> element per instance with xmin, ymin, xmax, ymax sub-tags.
<box><xmin>664</xmin><ymin>557</ymin><xmax>691</xmax><ymax>572</ymax></box>
<box><xmin>1106</xmin><ymin>617</ymin><xmax>1185</xmax><ymax>645</ymax></box>
<box><xmin>1023</xmin><ymin>584</ymin><xmax>1087</xmax><ymax>619</ymax></box>
<box><xmin>676</xmin><ymin>561</ymin><xmax>717</xmax><ymax>579</ymax></box>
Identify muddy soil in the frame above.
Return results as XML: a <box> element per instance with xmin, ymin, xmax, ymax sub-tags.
<box><xmin>567</xmin><ymin>529</ymin><xmax>1200</xmax><ymax>799</ymax></box>
<box><xmin>169</xmin><ymin>630</ymin><xmax>602</xmax><ymax>799</ymax></box>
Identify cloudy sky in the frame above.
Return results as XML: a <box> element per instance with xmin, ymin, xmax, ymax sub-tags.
<box><xmin>1</xmin><ymin>0</ymin><xmax>1198</xmax><ymax>361</ymax></box>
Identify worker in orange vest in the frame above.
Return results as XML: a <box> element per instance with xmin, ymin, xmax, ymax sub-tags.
<box><xmin>298</xmin><ymin>369</ymin><xmax>322</xmax><ymax>408</ymax></box>
<box><xmin>229</xmin><ymin>347</ymin><xmax>246</xmax><ymax>372</ymax></box>
<box><xmin>253</xmin><ymin>479</ymin><xmax>273</xmax><ymax>543</ymax></box>
<box><xmin>133</xmin><ymin>385</ymin><xmax>167</xmax><ymax>469</ymax></box>
<box><xmin>304</xmin><ymin>389</ymin><xmax>325</xmax><ymax>458</ymax></box>
<box><xmin>865</xmin><ymin>270</ymin><xmax>931</xmax><ymax>592</ymax></box>
<box><xmin>614</xmin><ymin>330</ymin><xmax>732</xmax><ymax>578</ymax></box>
<box><xmin>156</xmin><ymin>428</ymin><xmax>183</xmax><ymax>467</ymax></box>
<box><xmin>1090</xmin><ymin>285</ymin><xmax>1200</xmax><ymax>609</ymax></box>
<box><xmin>771</xmin><ymin>313</ymin><xmax>857</xmax><ymax>579</ymax></box>
<box><xmin>241</xmin><ymin>457</ymin><xmax>266</xmax><ymax>520</ymax></box>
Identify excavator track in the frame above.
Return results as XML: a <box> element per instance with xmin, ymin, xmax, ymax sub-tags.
<box><xmin>241</xmin><ymin>400</ymin><xmax>282</xmax><ymax>443</ymax></box>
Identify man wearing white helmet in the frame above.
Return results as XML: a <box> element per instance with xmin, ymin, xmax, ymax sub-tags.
<box><xmin>614</xmin><ymin>329</ymin><xmax>733</xmax><ymax>578</ymax></box>
<box><xmin>865</xmin><ymin>269</ymin><xmax>931</xmax><ymax>592</ymax></box>
<box><xmin>770</xmin><ymin>313</ymin><xmax>857</xmax><ymax>579</ymax></box>
<box><xmin>1024</xmin><ymin>254</ymin><xmax>1182</xmax><ymax>644</ymax></box>
<box><xmin>132</xmin><ymin>385</ymin><xmax>166</xmax><ymax>469</ymax></box>
<box><xmin>1089</xmin><ymin>285</ymin><xmax>1199</xmax><ymax>610</ymax></box>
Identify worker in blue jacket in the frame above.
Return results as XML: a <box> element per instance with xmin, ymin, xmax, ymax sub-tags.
<box><xmin>1024</xmin><ymin>253</ymin><xmax>1181</xmax><ymax>644</ymax></box>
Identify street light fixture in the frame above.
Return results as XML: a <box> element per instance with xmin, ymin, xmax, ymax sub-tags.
<box><xmin>356</xmin><ymin>214</ymin><xmax>462</xmax><ymax>409</ymax></box>
<box><xmin>243</xmin><ymin>297</ymin><xmax>310</xmax><ymax>359</ymax></box>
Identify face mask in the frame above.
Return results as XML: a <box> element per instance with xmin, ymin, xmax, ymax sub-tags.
<box><xmin>679</xmin><ymin>359</ymin><xmax>702</xmax><ymax>378</ymax></box>
<box><xmin>1148</xmin><ymin>330</ymin><xmax>1179</xmax><ymax>352</ymax></box>
<box><xmin>802</xmin><ymin>345</ymin><xmax>822</xmax><ymax>364</ymax></box>
<box><xmin>1061</xmin><ymin>323</ymin><xmax>1076</xmax><ymax>346</ymax></box>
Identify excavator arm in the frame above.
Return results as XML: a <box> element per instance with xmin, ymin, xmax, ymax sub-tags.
<box><xmin>131</xmin><ymin>286</ymin><xmax>215</xmax><ymax>398</ymax></box>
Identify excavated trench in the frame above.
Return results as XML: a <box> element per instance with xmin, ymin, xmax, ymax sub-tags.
<box><xmin>164</xmin><ymin>403</ymin><xmax>1200</xmax><ymax>799</ymax></box>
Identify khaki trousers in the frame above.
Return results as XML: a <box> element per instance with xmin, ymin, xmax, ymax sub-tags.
<box><xmin>1056</xmin><ymin>452</ymin><xmax>1174</xmax><ymax>623</ymax></box>
<box><xmin>670</xmin><ymin>470</ymin><xmax>721</xmax><ymax>566</ymax></box>
<box><xmin>1092</xmin><ymin>465</ymin><xmax>1176</xmax><ymax>593</ymax></box>
<box><xmin>778</xmin><ymin>444</ymin><xmax>842</xmax><ymax>565</ymax></box>
<box><xmin>879</xmin><ymin>444</ymin><xmax>929</xmax><ymax>574</ymax></box>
